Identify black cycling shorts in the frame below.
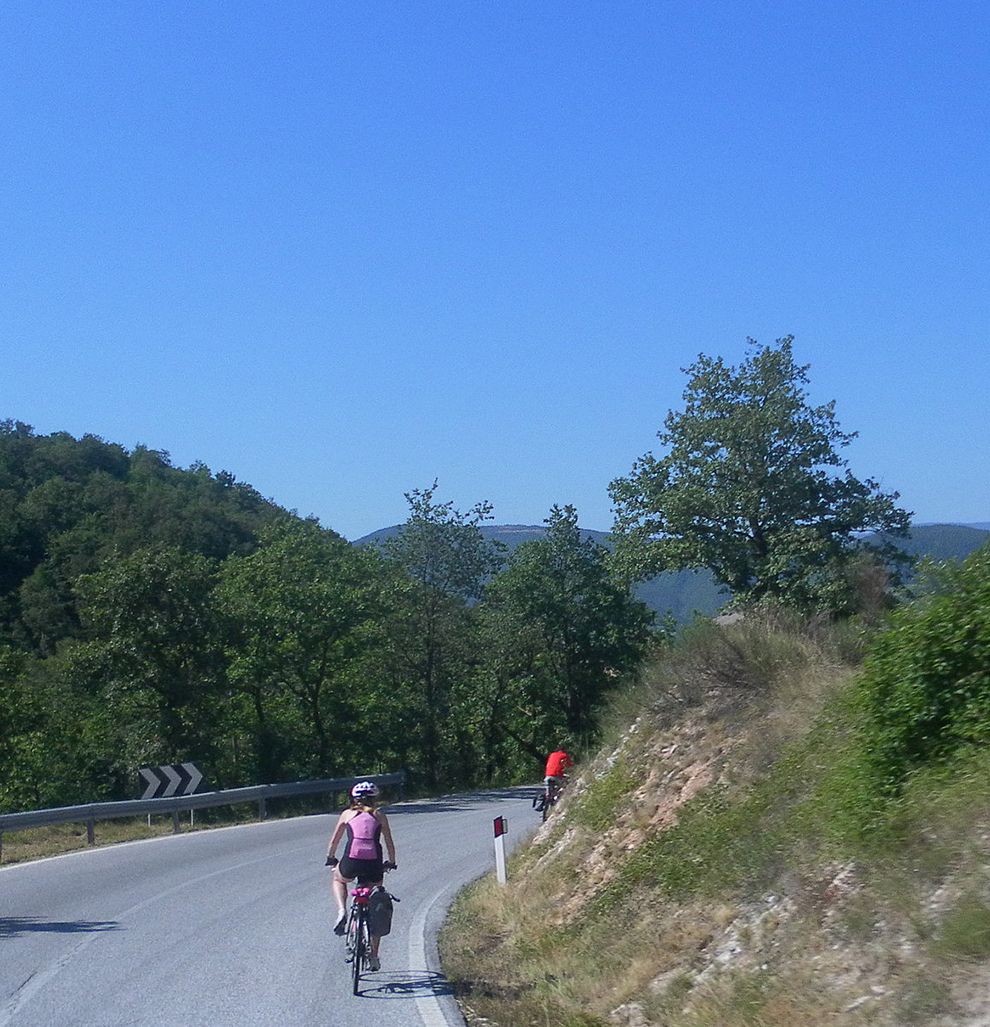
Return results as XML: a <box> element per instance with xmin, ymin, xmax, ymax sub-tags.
<box><xmin>339</xmin><ymin>855</ymin><xmax>384</xmax><ymax>884</ymax></box>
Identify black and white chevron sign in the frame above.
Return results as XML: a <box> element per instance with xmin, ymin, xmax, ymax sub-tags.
<box><xmin>138</xmin><ymin>762</ymin><xmax>207</xmax><ymax>800</ymax></box>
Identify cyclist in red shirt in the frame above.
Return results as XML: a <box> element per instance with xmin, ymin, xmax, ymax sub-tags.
<box><xmin>544</xmin><ymin>749</ymin><xmax>574</xmax><ymax>801</ymax></box>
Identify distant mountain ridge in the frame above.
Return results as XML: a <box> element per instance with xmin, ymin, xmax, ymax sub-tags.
<box><xmin>354</xmin><ymin>522</ymin><xmax>990</xmax><ymax>623</ymax></box>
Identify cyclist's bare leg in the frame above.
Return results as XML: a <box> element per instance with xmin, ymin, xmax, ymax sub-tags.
<box><xmin>331</xmin><ymin>868</ymin><xmax>350</xmax><ymax>923</ymax></box>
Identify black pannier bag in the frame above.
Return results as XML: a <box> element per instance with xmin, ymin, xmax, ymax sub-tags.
<box><xmin>369</xmin><ymin>887</ymin><xmax>394</xmax><ymax>936</ymax></box>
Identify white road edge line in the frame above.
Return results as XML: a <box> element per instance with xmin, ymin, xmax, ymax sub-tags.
<box><xmin>409</xmin><ymin>878</ymin><xmax>466</xmax><ymax>1027</ymax></box>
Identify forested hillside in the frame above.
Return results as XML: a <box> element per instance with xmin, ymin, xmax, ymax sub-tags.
<box><xmin>0</xmin><ymin>427</ymin><xmax>655</xmax><ymax>812</ymax></box>
<box><xmin>2</xmin><ymin>344</ymin><xmax>985</xmax><ymax>822</ymax></box>
<box><xmin>3</xmin><ymin>418</ymin><xmax>984</xmax><ymax>814</ymax></box>
<box><xmin>0</xmin><ymin>420</ymin><xmax>292</xmax><ymax>653</ymax></box>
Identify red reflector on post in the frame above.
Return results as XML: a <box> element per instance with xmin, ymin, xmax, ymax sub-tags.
<box><xmin>493</xmin><ymin>815</ymin><xmax>507</xmax><ymax>838</ymax></box>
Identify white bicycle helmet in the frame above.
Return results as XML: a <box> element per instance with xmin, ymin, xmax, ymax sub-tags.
<box><xmin>350</xmin><ymin>780</ymin><xmax>379</xmax><ymax>799</ymax></box>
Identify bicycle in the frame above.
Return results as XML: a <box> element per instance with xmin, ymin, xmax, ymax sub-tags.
<box><xmin>534</xmin><ymin>777</ymin><xmax>566</xmax><ymax>821</ymax></box>
<box><xmin>339</xmin><ymin>862</ymin><xmax>398</xmax><ymax>995</ymax></box>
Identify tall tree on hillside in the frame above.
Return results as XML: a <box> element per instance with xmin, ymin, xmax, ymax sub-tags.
<box><xmin>219</xmin><ymin>520</ymin><xmax>385</xmax><ymax>781</ymax></box>
<box><xmin>609</xmin><ymin>337</ymin><xmax>911</xmax><ymax>611</ymax></box>
<box><xmin>72</xmin><ymin>545</ymin><xmax>223</xmax><ymax>766</ymax></box>
<box><xmin>479</xmin><ymin>506</ymin><xmax>656</xmax><ymax>775</ymax></box>
<box><xmin>0</xmin><ymin>643</ymin><xmax>132</xmax><ymax>808</ymax></box>
<box><xmin>379</xmin><ymin>483</ymin><xmax>504</xmax><ymax>788</ymax></box>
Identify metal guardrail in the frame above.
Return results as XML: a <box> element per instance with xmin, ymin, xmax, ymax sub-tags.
<box><xmin>0</xmin><ymin>771</ymin><xmax>405</xmax><ymax>859</ymax></box>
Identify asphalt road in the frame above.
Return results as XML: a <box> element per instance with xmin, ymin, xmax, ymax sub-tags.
<box><xmin>0</xmin><ymin>787</ymin><xmax>537</xmax><ymax>1027</ymax></box>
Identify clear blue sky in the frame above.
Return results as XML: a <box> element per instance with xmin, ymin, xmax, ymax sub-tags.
<box><xmin>3</xmin><ymin>2</ymin><xmax>988</xmax><ymax>539</ymax></box>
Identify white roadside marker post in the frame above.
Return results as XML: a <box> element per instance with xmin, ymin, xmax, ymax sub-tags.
<box><xmin>493</xmin><ymin>815</ymin><xmax>508</xmax><ymax>885</ymax></box>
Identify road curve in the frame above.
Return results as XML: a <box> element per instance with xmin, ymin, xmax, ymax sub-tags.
<box><xmin>0</xmin><ymin>787</ymin><xmax>537</xmax><ymax>1027</ymax></box>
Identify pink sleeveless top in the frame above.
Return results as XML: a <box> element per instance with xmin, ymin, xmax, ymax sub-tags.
<box><xmin>345</xmin><ymin>810</ymin><xmax>382</xmax><ymax>861</ymax></box>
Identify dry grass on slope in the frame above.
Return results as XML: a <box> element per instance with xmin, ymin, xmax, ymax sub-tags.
<box><xmin>440</xmin><ymin>613</ymin><xmax>990</xmax><ymax>1027</ymax></box>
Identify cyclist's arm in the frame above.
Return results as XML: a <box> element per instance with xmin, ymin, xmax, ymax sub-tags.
<box><xmin>326</xmin><ymin>810</ymin><xmax>350</xmax><ymax>861</ymax></box>
<box><xmin>376</xmin><ymin>811</ymin><xmax>397</xmax><ymax>866</ymax></box>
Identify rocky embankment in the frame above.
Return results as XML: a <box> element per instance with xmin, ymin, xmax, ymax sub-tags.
<box><xmin>443</xmin><ymin>615</ymin><xmax>990</xmax><ymax>1027</ymax></box>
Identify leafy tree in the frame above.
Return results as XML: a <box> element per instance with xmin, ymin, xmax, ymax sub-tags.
<box><xmin>379</xmin><ymin>483</ymin><xmax>504</xmax><ymax>788</ymax></box>
<box><xmin>480</xmin><ymin>505</ymin><xmax>656</xmax><ymax>772</ymax></box>
<box><xmin>609</xmin><ymin>337</ymin><xmax>911</xmax><ymax>611</ymax></box>
<box><xmin>121</xmin><ymin>449</ymin><xmax>276</xmax><ymax>560</ymax></box>
<box><xmin>1</xmin><ymin>645</ymin><xmax>138</xmax><ymax>809</ymax></box>
<box><xmin>72</xmin><ymin>544</ymin><xmax>223</xmax><ymax>765</ymax></box>
<box><xmin>0</xmin><ymin>644</ymin><xmax>43</xmax><ymax>811</ymax></box>
<box><xmin>218</xmin><ymin>520</ymin><xmax>385</xmax><ymax>781</ymax></box>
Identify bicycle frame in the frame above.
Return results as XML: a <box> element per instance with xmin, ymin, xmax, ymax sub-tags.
<box><xmin>541</xmin><ymin>778</ymin><xmax>565</xmax><ymax>821</ymax></box>
<box><xmin>344</xmin><ymin>886</ymin><xmax>374</xmax><ymax>995</ymax></box>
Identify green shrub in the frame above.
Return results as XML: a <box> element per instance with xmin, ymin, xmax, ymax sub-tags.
<box><xmin>855</xmin><ymin>543</ymin><xmax>990</xmax><ymax>796</ymax></box>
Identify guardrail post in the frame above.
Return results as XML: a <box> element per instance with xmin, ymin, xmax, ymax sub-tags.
<box><xmin>172</xmin><ymin>809</ymin><xmax>181</xmax><ymax>834</ymax></box>
<box><xmin>258</xmin><ymin>796</ymin><xmax>267</xmax><ymax>821</ymax></box>
<box><xmin>87</xmin><ymin>819</ymin><xmax>96</xmax><ymax>846</ymax></box>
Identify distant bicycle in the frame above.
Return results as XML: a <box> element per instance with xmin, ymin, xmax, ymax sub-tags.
<box><xmin>533</xmin><ymin>777</ymin><xmax>565</xmax><ymax>821</ymax></box>
<box><xmin>342</xmin><ymin>862</ymin><xmax>398</xmax><ymax>995</ymax></box>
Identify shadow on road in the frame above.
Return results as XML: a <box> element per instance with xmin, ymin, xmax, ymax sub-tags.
<box><xmin>0</xmin><ymin>916</ymin><xmax>120</xmax><ymax>938</ymax></box>
<box><xmin>354</xmin><ymin>968</ymin><xmax>452</xmax><ymax>1000</ymax></box>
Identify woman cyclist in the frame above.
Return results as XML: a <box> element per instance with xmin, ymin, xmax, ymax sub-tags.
<box><xmin>325</xmin><ymin>781</ymin><xmax>397</xmax><ymax>971</ymax></box>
